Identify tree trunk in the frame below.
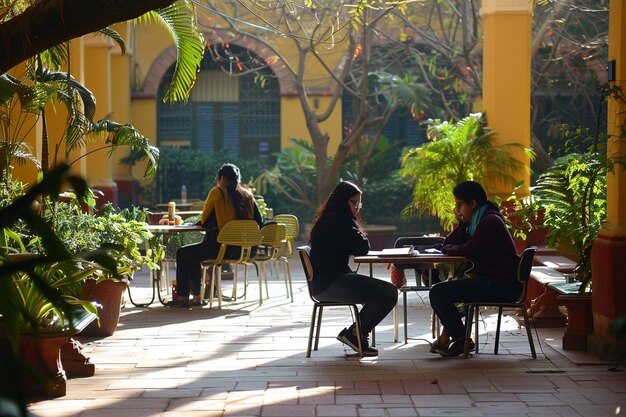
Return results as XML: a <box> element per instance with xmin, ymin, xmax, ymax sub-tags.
<box><xmin>0</xmin><ymin>0</ymin><xmax>177</xmax><ymax>73</ymax></box>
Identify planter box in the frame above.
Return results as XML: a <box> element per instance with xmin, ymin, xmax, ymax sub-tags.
<box><xmin>558</xmin><ymin>294</ymin><xmax>594</xmax><ymax>351</ymax></box>
<box><xmin>0</xmin><ymin>309</ymin><xmax>96</xmax><ymax>400</ymax></box>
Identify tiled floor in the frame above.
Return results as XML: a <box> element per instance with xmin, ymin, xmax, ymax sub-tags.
<box><xmin>28</xmin><ymin>258</ymin><xmax>625</xmax><ymax>417</ymax></box>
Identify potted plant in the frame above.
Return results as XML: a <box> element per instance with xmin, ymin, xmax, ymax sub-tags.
<box><xmin>535</xmin><ymin>85</ymin><xmax>626</xmax><ymax>294</ymax></box>
<box><xmin>495</xmin><ymin>181</ymin><xmax>548</xmax><ymax>252</ymax></box>
<box><xmin>534</xmin><ymin>145</ymin><xmax>604</xmax><ymax>350</ymax></box>
<box><xmin>534</xmin><ymin>86</ymin><xmax>626</xmax><ymax>349</ymax></box>
<box><xmin>399</xmin><ymin>113</ymin><xmax>535</xmax><ymax>232</ymax></box>
<box><xmin>43</xmin><ymin>199</ymin><xmax>163</xmax><ymax>336</ymax></box>
<box><xmin>0</xmin><ymin>165</ymin><xmax>118</xmax><ymax>405</ymax></box>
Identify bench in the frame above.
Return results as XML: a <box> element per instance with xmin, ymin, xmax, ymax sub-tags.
<box><xmin>527</xmin><ymin>266</ymin><xmax>570</xmax><ymax>327</ymax></box>
<box><xmin>547</xmin><ymin>280</ymin><xmax>593</xmax><ymax>351</ymax></box>
<box><xmin>529</xmin><ymin>266</ymin><xmax>593</xmax><ymax>351</ymax></box>
<box><xmin>533</xmin><ymin>255</ymin><xmax>577</xmax><ymax>273</ymax></box>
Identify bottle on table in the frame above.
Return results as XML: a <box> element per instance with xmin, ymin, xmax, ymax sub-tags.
<box><xmin>168</xmin><ymin>201</ymin><xmax>176</xmax><ymax>225</ymax></box>
<box><xmin>181</xmin><ymin>184</ymin><xmax>187</xmax><ymax>204</ymax></box>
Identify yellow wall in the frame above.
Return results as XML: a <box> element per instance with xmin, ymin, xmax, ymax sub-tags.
<box><xmin>129</xmin><ymin>98</ymin><xmax>157</xmax><ymax>181</ymax></box>
<box><xmin>133</xmin><ymin>23</ymin><xmax>176</xmax><ymax>88</ymax></box>
<box><xmin>280</xmin><ymin>95</ymin><xmax>343</xmax><ymax>152</ymax></box>
<box><xmin>83</xmin><ymin>35</ymin><xmax>115</xmax><ymax>189</ymax></box>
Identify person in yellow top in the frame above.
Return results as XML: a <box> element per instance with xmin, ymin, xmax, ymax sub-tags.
<box><xmin>169</xmin><ymin>163</ymin><xmax>264</xmax><ymax>307</ymax></box>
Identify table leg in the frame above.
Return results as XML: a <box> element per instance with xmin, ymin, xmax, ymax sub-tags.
<box><xmin>126</xmin><ymin>266</ymin><xmax>158</xmax><ymax>307</ymax></box>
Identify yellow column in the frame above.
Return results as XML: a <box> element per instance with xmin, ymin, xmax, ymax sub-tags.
<box><xmin>480</xmin><ymin>0</ymin><xmax>533</xmax><ymax>196</ymax></box>
<box><xmin>110</xmin><ymin>23</ymin><xmax>136</xmax><ymax>207</ymax></box>
<box><xmin>83</xmin><ymin>34</ymin><xmax>118</xmax><ymax>207</ymax></box>
<box><xmin>41</xmin><ymin>39</ymin><xmax>86</xmax><ymax>177</ymax></box>
<box><xmin>590</xmin><ymin>0</ymin><xmax>626</xmax><ymax>361</ymax></box>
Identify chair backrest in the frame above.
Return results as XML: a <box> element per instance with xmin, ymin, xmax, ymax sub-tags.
<box><xmin>274</xmin><ymin>214</ymin><xmax>299</xmax><ymax>255</ymax></box>
<box><xmin>297</xmin><ymin>246</ymin><xmax>317</xmax><ymax>301</ymax></box>
<box><xmin>259</xmin><ymin>223</ymin><xmax>287</xmax><ymax>259</ymax></box>
<box><xmin>516</xmin><ymin>247</ymin><xmax>537</xmax><ymax>302</ymax></box>
<box><xmin>394</xmin><ymin>235</ymin><xmax>445</xmax><ymax>251</ymax></box>
<box><xmin>261</xmin><ymin>223</ymin><xmax>287</xmax><ymax>246</ymax></box>
<box><xmin>216</xmin><ymin>220</ymin><xmax>262</xmax><ymax>262</ymax></box>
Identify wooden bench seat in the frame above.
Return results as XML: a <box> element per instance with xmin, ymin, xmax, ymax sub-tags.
<box><xmin>527</xmin><ymin>266</ymin><xmax>569</xmax><ymax>327</ymax></box>
<box><xmin>534</xmin><ymin>255</ymin><xmax>577</xmax><ymax>273</ymax></box>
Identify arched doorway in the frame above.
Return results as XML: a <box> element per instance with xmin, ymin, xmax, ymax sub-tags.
<box><xmin>156</xmin><ymin>44</ymin><xmax>280</xmax><ymax>160</ymax></box>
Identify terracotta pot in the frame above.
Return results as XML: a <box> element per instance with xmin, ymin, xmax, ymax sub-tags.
<box><xmin>79</xmin><ymin>280</ymin><xmax>127</xmax><ymax>337</ymax></box>
<box><xmin>20</xmin><ymin>335</ymin><xmax>67</xmax><ymax>398</ymax></box>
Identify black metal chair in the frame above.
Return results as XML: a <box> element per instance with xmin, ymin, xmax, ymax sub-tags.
<box><xmin>462</xmin><ymin>247</ymin><xmax>538</xmax><ymax>358</ymax></box>
<box><xmin>297</xmin><ymin>246</ymin><xmax>365</xmax><ymax>357</ymax></box>
<box><xmin>393</xmin><ymin>236</ymin><xmax>445</xmax><ymax>343</ymax></box>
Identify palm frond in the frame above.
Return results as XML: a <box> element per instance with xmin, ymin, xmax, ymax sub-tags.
<box><xmin>0</xmin><ymin>142</ymin><xmax>41</xmax><ymax>169</ymax></box>
<box><xmin>137</xmin><ymin>0</ymin><xmax>205</xmax><ymax>103</ymax></box>
<box><xmin>86</xmin><ymin>119</ymin><xmax>160</xmax><ymax>178</ymax></box>
<box><xmin>33</xmin><ymin>69</ymin><xmax>96</xmax><ymax>121</ymax></box>
<box><xmin>97</xmin><ymin>27</ymin><xmax>127</xmax><ymax>55</ymax></box>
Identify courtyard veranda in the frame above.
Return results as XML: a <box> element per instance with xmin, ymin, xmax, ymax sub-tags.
<box><xmin>27</xmin><ymin>249</ymin><xmax>626</xmax><ymax>417</ymax></box>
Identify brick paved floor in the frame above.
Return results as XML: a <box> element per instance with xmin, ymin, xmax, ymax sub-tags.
<box><xmin>28</xmin><ymin>256</ymin><xmax>625</xmax><ymax>417</ymax></box>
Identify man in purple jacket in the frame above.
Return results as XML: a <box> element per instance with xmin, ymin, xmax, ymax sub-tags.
<box><xmin>429</xmin><ymin>180</ymin><xmax>521</xmax><ymax>357</ymax></box>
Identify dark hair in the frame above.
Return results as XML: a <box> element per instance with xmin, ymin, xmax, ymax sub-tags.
<box><xmin>453</xmin><ymin>180</ymin><xmax>488</xmax><ymax>205</ymax></box>
<box><xmin>217</xmin><ymin>163</ymin><xmax>248</xmax><ymax>219</ymax></box>
<box><xmin>309</xmin><ymin>181</ymin><xmax>362</xmax><ymax>242</ymax></box>
<box><xmin>218</xmin><ymin>163</ymin><xmax>241</xmax><ymax>183</ymax></box>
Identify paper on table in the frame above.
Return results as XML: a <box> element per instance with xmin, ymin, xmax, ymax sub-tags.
<box><xmin>422</xmin><ymin>248</ymin><xmax>443</xmax><ymax>254</ymax></box>
<box><xmin>368</xmin><ymin>246</ymin><xmax>418</xmax><ymax>257</ymax></box>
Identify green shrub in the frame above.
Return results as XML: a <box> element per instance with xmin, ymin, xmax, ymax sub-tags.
<box><xmin>142</xmin><ymin>148</ymin><xmax>271</xmax><ymax>205</ymax></box>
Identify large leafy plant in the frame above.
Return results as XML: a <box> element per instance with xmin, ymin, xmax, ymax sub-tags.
<box><xmin>400</xmin><ymin>113</ymin><xmax>534</xmax><ymax>231</ymax></box>
<box><xmin>44</xmin><ymin>199</ymin><xmax>163</xmax><ymax>279</ymax></box>
<box><xmin>0</xmin><ymin>164</ymin><xmax>119</xmax><ymax>413</ymax></box>
<box><xmin>535</xmin><ymin>83</ymin><xmax>626</xmax><ymax>294</ymax></box>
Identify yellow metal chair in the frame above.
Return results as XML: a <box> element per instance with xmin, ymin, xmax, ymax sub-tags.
<box><xmin>273</xmin><ymin>214</ymin><xmax>298</xmax><ymax>302</ymax></box>
<box><xmin>254</xmin><ymin>223</ymin><xmax>293</xmax><ymax>302</ymax></box>
<box><xmin>200</xmin><ymin>220</ymin><xmax>262</xmax><ymax>308</ymax></box>
<box><xmin>273</xmin><ymin>214</ymin><xmax>299</xmax><ymax>257</ymax></box>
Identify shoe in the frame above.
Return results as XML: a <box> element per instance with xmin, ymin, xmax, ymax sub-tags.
<box><xmin>429</xmin><ymin>338</ymin><xmax>450</xmax><ymax>354</ymax></box>
<box><xmin>166</xmin><ymin>298</ymin><xmax>190</xmax><ymax>308</ymax></box>
<box><xmin>336</xmin><ymin>328</ymin><xmax>378</xmax><ymax>357</ymax></box>
<box><xmin>440</xmin><ymin>338</ymin><xmax>475</xmax><ymax>358</ymax></box>
<box><xmin>191</xmin><ymin>296</ymin><xmax>207</xmax><ymax>307</ymax></box>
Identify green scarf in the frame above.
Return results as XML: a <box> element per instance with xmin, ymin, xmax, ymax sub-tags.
<box><xmin>468</xmin><ymin>203</ymin><xmax>487</xmax><ymax>236</ymax></box>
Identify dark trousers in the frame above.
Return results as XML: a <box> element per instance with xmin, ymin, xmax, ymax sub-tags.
<box><xmin>175</xmin><ymin>237</ymin><xmax>219</xmax><ymax>297</ymax></box>
<box><xmin>429</xmin><ymin>277</ymin><xmax>521</xmax><ymax>340</ymax></box>
<box><xmin>313</xmin><ymin>273</ymin><xmax>398</xmax><ymax>336</ymax></box>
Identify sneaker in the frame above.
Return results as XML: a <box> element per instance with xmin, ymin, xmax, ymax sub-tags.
<box><xmin>336</xmin><ymin>328</ymin><xmax>378</xmax><ymax>357</ymax></box>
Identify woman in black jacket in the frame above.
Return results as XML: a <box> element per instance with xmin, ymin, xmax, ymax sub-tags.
<box><xmin>309</xmin><ymin>181</ymin><xmax>398</xmax><ymax>356</ymax></box>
